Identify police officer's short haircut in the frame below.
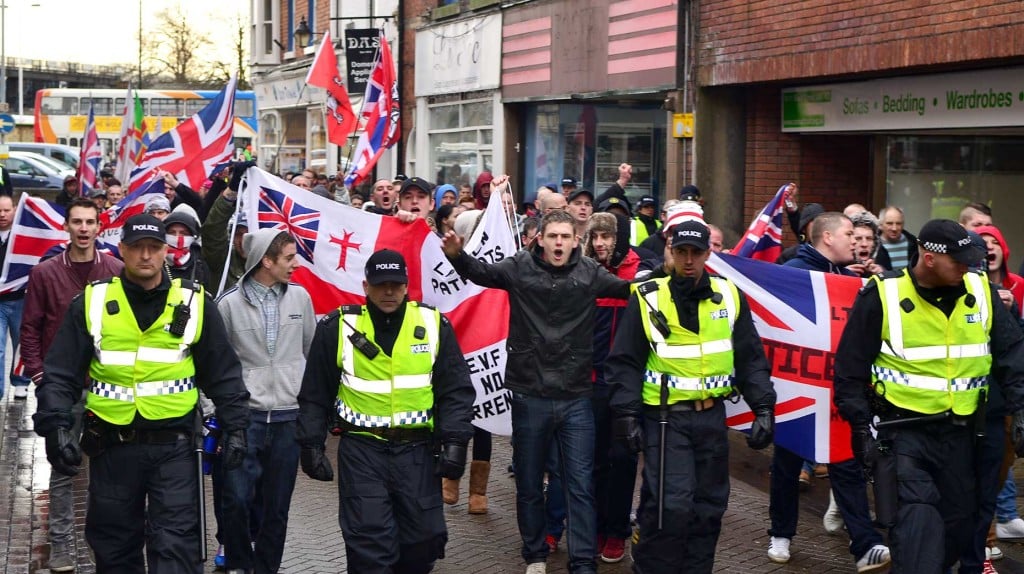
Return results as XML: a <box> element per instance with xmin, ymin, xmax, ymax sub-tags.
<box><xmin>809</xmin><ymin>212</ymin><xmax>851</xmax><ymax>247</ymax></box>
<box><xmin>265</xmin><ymin>231</ymin><xmax>296</xmax><ymax>261</ymax></box>
<box><xmin>539</xmin><ymin>210</ymin><xmax>575</xmax><ymax>234</ymax></box>
<box><xmin>66</xmin><ymin>197</ymin><xmax>102</xmax><ymax>219</ymax></box>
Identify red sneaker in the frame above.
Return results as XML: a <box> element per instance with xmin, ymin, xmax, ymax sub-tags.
<box><xmin>983</xmin><ymin>558</ymin><xmax>999</xmax><ymax>574</ymax></box>
<box><xmin>545</xmin><ymin>534</ymin><xmax>559</xmax><ymax>553</ymax></box>
<box><xmin>596</xmin><ymin>534</ymin><xmax>607</xmax><ymax>556</ymax></box>
<box><xmin>601</xmin><ymin>537</ymin><xmax>626</xmax><ymax>563</ymax></box>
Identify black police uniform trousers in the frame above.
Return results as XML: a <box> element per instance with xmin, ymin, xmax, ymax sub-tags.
<box><xmin>633</xmin><ymin>400</ymin><xmax>729</xmax><ymax>574</ymax></box>
<box><xmin>85</xmin><ymin>434</ymin><xmax>202</xmax><ymax>574</ymax></box>
<box><xmin>336</xmin><ymin>433</ymin><xmax>447</xmax><ymax>574</ymax></box>
<box><xmin>885</xmin><ymin>419</ymin><xmax>976</xmax><ymax>574</ymax></box>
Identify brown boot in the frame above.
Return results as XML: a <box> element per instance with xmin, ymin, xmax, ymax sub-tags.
<box><xmin>442</xmin><ymin>477</ymin><xmax>460</xmax><ymax>504</ymax></box>
<box><xmin>468</xmin><ymin>460</ymin><xmax>490</xmax><ymax>514</ymax></box>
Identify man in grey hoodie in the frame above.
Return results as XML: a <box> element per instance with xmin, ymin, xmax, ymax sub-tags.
<box><xmin>216</xmin><ymin>228</ymin><xmax>316</xmax><ymax>574</ymax></box>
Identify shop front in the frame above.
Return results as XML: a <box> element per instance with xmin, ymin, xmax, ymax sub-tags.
<box><xmin>411</xmin><ymin>14</ymin><xmax>503</xmax><ymax>189</ymax></box>
<box><xmin>782</xmin><ymin>67</ymin><xmax>1024</xmax><ymax>254</ymax></box>
<box><xmin>253</xmin><ymin>73</ymin><xmax>324</xmax><ymax>175</ymax></box>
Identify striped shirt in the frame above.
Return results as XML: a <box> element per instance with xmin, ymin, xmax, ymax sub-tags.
<box><xmin>883</xmin><ymin>236</ymin><xmax>910</xmax><ymax>270</ymax></box>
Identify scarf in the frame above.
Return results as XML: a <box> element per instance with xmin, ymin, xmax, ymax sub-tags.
<box><xmin>166</xmin><ymin>234</ymin><xmax>195</xmax><ymax>268</ymax></box>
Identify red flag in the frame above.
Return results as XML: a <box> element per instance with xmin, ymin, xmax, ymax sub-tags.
<box><xmin>305</xmin><ymin>31</ymin><xmax>357</xmax><ymax>146</ymax></box>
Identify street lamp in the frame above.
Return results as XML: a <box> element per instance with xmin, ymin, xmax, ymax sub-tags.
<box><xmin>294</xmin><ymin>17</ymin><xmax>311</xmax><ymax>49</ymax></box>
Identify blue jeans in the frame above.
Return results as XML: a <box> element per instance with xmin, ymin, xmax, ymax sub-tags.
<box><xmin>545</xmin><ymin>443</ymin><xmax>566</xmax><ymax>540</ymax></box>
<box><xmin>511</xmin><ymin>392</ymin><xmax>597</xmax><ymax>573</ymax></box>
<box><xmin>222</xmin><ymin>417</ymin><xmax>300</xmax><ymax>573</ymax></box>
<box><xmin>0</xmin><ymin>298</ymin><xmax>29</xmax><ymax>397</ymax></box>
<box><xmin>996</xmin><ymin>472</ymin><xmax>1019</xmax><ymax>522</ymax></box>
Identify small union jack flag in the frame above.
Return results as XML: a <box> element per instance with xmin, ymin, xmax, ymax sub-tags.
<box><xmin>0</xmin><ymin>197</ymin><xmax>68</xmax><ymax>294</ymax></box>
<box><xmin>256</xmin><ymin>186</ymin><xmax>321</xmax><ymax>263</ymax></box>
<box><xmin>78</xmin><ymin>105</ymin><xmax>103</xmax><ymax>197</ymax></box>
<box><xmin>732</xmin><ymin>184</ymin><xmax>790</xmax><ymax>262</ymax></box>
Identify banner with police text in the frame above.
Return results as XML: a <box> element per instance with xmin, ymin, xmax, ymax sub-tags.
<box><xmin>708</xmin><ymin>253</ymin><xmax>864</xmax><ymax>463</ymax></box>
<box><xmin>242</xmin><ymin>167</ymin><xmax>514</xmax><ymax>434</ymax></box>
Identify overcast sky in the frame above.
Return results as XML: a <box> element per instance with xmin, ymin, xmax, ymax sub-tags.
<box><xmin>3</xmin><ymin>0</ymin><xmax>244</xmax><ymax>66</ymax></box>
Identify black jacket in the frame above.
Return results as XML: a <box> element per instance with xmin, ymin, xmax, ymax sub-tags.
<box><xmin>450</xmin><ymin>244</ymin><xmax>630</xmax><ymax>398</ymax></box>
<box><xmin>295</xmin><ymin>301</ymin><xmax>475</xmax><ymax>447</ymax></box>
<box><xmin>606</xmin><ymin>272</ymin><xmax>776</xmax><ymax>417</ymax></box>
<box><xmin>33</xmin><ymin>271</ymin><xmax>251</xmax><ymax>436</ymax></box>
<box><xmin>833</xmin><ymin>268</ymin><xmax>1024</xmax><ymax>427</ymax></box>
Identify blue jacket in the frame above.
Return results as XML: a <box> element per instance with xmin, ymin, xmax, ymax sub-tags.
<box><xmin>783</xmin><ymin>243</ymin><xmax>857</xmax><ymax>276</ymax></box>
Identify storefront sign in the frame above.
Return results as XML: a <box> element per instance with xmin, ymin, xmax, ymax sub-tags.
<box><xmin>254</xmin><ymin>76</ymin><xmax>323</xmax><ymax>110</ymax></box>
<box><xmin>344</xmin><ymin>29</ymin><xmax>381</xmax><ymax>95</ymax></box>
<box><xmin>415</xmin><ymin>14</ymin><xmax>501</xmax><ymax>97</ymax></box>
<box><xmin>782</xmin><ymin>67</ymin><xmax>1024</xmax><ymax>132</ymax></box>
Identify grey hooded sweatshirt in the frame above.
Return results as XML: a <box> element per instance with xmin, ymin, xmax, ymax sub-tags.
<box><xmin>215</xmin><ymin>228</ymin><xmax>316</xmax><ymax>420</ymax></box>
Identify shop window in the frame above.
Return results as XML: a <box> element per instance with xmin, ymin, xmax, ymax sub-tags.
<box><xmin>428</xmin><ymin>97</ymin><xmax>494</xmax><ymax>187</ymax></box>
<box><xmin>886</xmin><ymin>135</ymin><xmax>1024</xmax><ymax>266</ymax></box>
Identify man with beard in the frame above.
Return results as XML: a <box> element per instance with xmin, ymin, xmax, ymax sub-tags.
<box><xmin>769</xmin><ymin>212</ymin><xmax>891</xmax><ymax>573</ymax></box>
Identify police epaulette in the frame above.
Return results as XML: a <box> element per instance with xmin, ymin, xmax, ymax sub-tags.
<box><xmin>178</xmin><ymin>279</ymin><xmax>201</xmax><ymax>293</ymax></box>
<box><xmin>90</xmin><ymin>277</ymin><xmax>116</xmax><ymax>286</ymax></box>
<box><xmin>320</xmin><ymin>309</ymin><xmax>341</xmax><ymax>325</ymax></box>
<box><xmin>416</xmin><ymin>301</ymin><xmax>436</xmax><ymax>310</ymax></box>
<box><xmin>636</xmin><ymin>280</ymin><xmax>660</xmax><ymax>296</ymax></box>
<box><xmin>879</xmin><ymin>270</ymin><xmax>902</xmax><ymax>280</ymax></box>
<box><xmin>339</xmin><ymin>305</ymin><xmax>362</xmax><ymax>315</ymax></box>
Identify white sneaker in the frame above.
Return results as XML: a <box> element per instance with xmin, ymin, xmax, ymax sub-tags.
<box><xmin>525</xmin><ymin>563</ymin><xmax>546</xmax><ymax>574</ymax></box>
<box><xmin>987</xmin><ymin>546</ymin><xmax>1004</xmax><ymax>561</ymax></box>
<box><xmin>996</xmin><ymin>517</ymin><xmax>1024</xmax><ymax>540</ymax></box>
<box><xmin>767</xmin><ymin>537</ymin><xmax>791</xmax><ymax>564</ymax></box>
<box><xmin>13</xmin><ymin>386</ymin><xmax>28</xmax><ymax>399</ymax></box>
<box><xmin>856</xmin><ymin>544</ymin><xmax>891</xmax><ymax>573</ymax></box>
<box><xmin>823</xmin><ymin>490</ymin><xmax>845</xmax><ymax>534</ymax></box>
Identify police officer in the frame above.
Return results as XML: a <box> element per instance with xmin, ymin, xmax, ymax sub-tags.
<box><xmin>296</xmin><ymin>249</ymin><xmax>475</xmax><ymax>574</ymax></box>
<box><xmin>33</xmin><ymin>214</ymin><xmax>251</xmax><ymax>573</ymax></box>
<box><xmin>607</xmin><ymin>219</ymin><xmax>776</xmax><ymax>574</ymax></box>
<box><xmin>834</xmin><ymin>219</ymin><xmax>1024</xmax><ymax>574</ymax></box>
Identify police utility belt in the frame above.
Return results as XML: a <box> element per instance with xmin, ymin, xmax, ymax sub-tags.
<box><xmin>643</xmin><ymin>397</ymin><xmax>719</xmax><ymax>414</ymax></box>
<box><xmin>875</xmin><ymin>404</ymin><xmax>973</xmax><ymax>429</ymax></box>
<box><xmin>82</xmin><ymin>410</ymin><xmax>190</xmax><ymax>456</ymax></box>
<box><xmin>335</xmin><ymin>417</ymin><xmax>433</xmax><ymax>443</ymax></box>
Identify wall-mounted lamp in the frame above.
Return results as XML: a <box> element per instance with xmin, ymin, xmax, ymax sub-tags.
<box><xmin>294</xmin><ymin>17</ymin><xmax>312</xmax><ymax>48</ymax></box>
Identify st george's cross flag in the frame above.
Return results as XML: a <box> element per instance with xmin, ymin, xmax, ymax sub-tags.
<box><xmin>707</xmin><ymin>252</ymin><xmax>864</xmax><ymax>463</ymax></box>
<box><xmin>241</xmin><ymin>167</ymin><xmax>516</xmax><ymax>433</ymax></box>
<box><xmin>732</xmin><ymin>183</ymin><xmax>789</xmax><ymax>261</ymax></box>
<box><xmin>305</xmin><ymin>30</ymin><xmax>357</xmax><ymax>147</ymax></box>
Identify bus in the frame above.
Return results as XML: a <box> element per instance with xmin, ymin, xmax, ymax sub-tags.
<box><xmin>32</xmin><ymin>88</ymin><xmax>258</xmax><ymax>163</ymax></box>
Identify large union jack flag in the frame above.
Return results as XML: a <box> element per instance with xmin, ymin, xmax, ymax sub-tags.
<box><xmin>708</xmin><ymin>252</ymin><xmax>864</xmax><ymax>463</ymax></box>
<box><xmin>0</xmin><ymin>197</ymin><xmax>68</xmax><ymax>294</ymax></box>
<box><xmin>344</xmin><ymin>29</ymin><xmax>399</xmax><ymax>189</ymax></box>
<box><xmin>78</xmin><ymin>105</ymin><xmax>103</xmax><ymax>197</ymax></box>
<box><xmin>128</xmin><ymin>77</ymin><xmax>237</xmax><ymax>193</ymax></box>
<box><xmin>256</xmin><ymin>186</ymin><xmax>321</xmax><ymax>263</ymax></box>
<box><xmin>732</xmin><ymin>183</ymin><xmax>789</xmax><ymax>261</ymax></box>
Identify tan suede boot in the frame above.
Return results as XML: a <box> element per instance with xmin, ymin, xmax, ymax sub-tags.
<box><xmin>467</xmin><ymin>460</ymin><xmax>490</xmax><ymax>514</ymax></box>
<box><xmin>442</xmin><ymin>477</ymin><xmax>460</xmax><ymax>504</ymax></box>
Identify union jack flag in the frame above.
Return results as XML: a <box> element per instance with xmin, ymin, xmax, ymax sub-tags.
<box><xmin>708</xmin><ymin>253</ymin><xmax>864</xmax><ymax>463</ymax></box>
<box><xmin>344</xmin><ymin>29</ymin><xmax>399</xmax><ymax>189</ymax></box>
<box><xmin>0</xmin><ymin>197</ymin><xmax>68</xmax><ymax>294</ymax></box>
<box><xmin>116</xmin><ymin>87</ymin><xmax>152</xmax><ymax>183</ymax></box>
<box><xmin>732</xmin><ymin>183</ymin><xmax>790</xmax><ymax>261</ymax></box>
<box><xmin>256</xmin><ymin>185</ymin><xmax>321</xmax><ymax>263</ymax></box>
<box><xmin>128</xmin><ymin>77</ymin><xmax>237</xmax><ymax>193</ymax></box>
<box><xmin>78</xmin><ymin>105</ymin><xmax>102</xmax><ymax>197</ymax></box>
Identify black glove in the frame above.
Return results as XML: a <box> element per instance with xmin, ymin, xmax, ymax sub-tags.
<box><xmin>300</xmin><ymin>445</ymin><xmax>334</xmax><ymax>482</ymax></box>
<box><xmin>851</xmin><ymin>425</ymin><xmax>876</xmax><ymax>470</ymax></box>
<box><xmin>1012</xmin><ymin>412</ymin><xmax>1024</xmax><ymax>458</ymax></box>
<box><xmin>747</xmin><ymin>408</ymin><xmax>775</xmax><ymax>450</ymax></box>
<box><xmin>220</xmin><ymin>430</ymin><xmax>248</xmax><ymax>471</ymax></box>
<box><xmin>438</xmin><ymin>442</ymin><xmax>467</xmax><ymax>479</ymax></box>
<box><xmin>45</xmin><ymin>428</ymin><xmax>82</xmax><ymax>477</ymax></box>
<box><xmin>228</xmin><ymin>161</ymin><xmax>257</xmax><ymax>191</ymax></box>
<box><xmin>613</xmin><ymin>416</ymin><xmax>645</xmax><ymax>454</ymax></box>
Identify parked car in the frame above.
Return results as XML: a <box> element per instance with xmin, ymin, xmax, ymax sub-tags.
<box><xmin>7</xmin><ymin>142</ymin><xmax>80</xmax><ymax>170</ymax></box>
<box><xmin>2</xmin><ymin>151</ymin><xmax>71</xmax><ymax>189</ymax></box>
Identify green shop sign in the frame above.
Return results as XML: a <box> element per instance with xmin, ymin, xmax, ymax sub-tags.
<box><xmin>781</xmin><ymin>67</ymin><xmax>1024</xmax><ymax>132</ymax></box>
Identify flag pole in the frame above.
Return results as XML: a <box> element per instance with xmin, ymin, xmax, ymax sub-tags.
<box><xmin>342</xmin><ymin>27</ymin><xmax>386</xmax><ymax>186</ymax></box>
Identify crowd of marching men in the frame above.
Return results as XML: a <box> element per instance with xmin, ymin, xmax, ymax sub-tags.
<box><xmin>6</xmin><ymin>155</ymin><xmax>1024</xmax><ymax>573</ymax></box>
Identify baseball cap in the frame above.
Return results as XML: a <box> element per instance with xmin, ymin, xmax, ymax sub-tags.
<box><xmin>89</xmin><ymin>188</ymin><xmax>107</xmax><ymax>198</ymax></box>
<box><xmin>560</xmin><ymin>177</ymin><xmax>578</xmax><ymax>187</ymax></box>
<box><xmin>121</xmin><ymin>214</ymin><xmax>166</xmax><ymax>245</ymax></box>
<box><xmin>567</xmin><ymin>189</ymin><xmax>594</xmax><ymax>203</ymax></box>
<box><xmin>598</xmin><ymin>196</ymin><xmax>632</xmax><ymax>217</ymax></box>
<box><xmin>364</xmin><ymin>249</ymin><xmax>408</xmax><ymax>285</ymax></box>
<box><xmin>670</xmin><ymin>220</ymin><xmax>710</xmax><ymax>250</ymax></box>
<box><xmin>399</xmin><ymin>176</ymin><xmax>433</xmax><ymax>196</ymax></box>
<box><xmin>638</xmin><ymin>195</ymin><xmax>657</xmax><ymax>208</ymax></box>
<box><xmin>917</xmin><ymin>219</ymin><xmax>986</xmax><ymax>265</ymax></box>
<box><xmin>63</xmin><ymin>175</ymin><xmax>77</xmax><ymax>184</ymax></box>
<box><xmin>679</xmin><ymin>185</ymin><xmax>701</xmax><ymax>201</ymax></box>
<box><xmin>392</xmin><ymin>174</ymin><xmax>408</xmax><ymax>184</ymax></box>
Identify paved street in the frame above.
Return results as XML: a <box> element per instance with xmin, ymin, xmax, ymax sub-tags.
<box><xmin>3</xmin><ymin>388</ymin><xmax>1024</xmax><ymax>573</ymax></box>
